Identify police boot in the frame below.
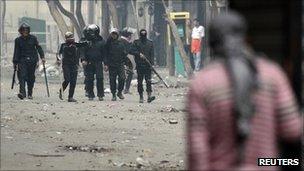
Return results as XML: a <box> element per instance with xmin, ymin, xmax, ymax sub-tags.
<box><xmin>98</xmin><ymin>97</ymin><xmax>104</xmax><ymax>101</ymax></box>
<box><xmin>117</xmin><ymin>91</ymin><xmax>125</xmax><ymax>100</ymax></box>
<box><xmin>147</xmin><ymin>92</ymin><xmax>155</xmax><ymax>103</ymax></box>
<box><xmin>59</xmin><ymin>89</ymin><xmax>63</xmax><ymax>100</ymax></box>
<box><xmin>17</xmin><ymin>93</ymin><xmax>25</xmax><ymax>100</ymax></box>
<box><xmin>112</xmin><ymin>93</ymin><xmax>117</xmax><ymax>101</ymax></box>
<box><xmin>139</xmin><ymin>93</ymin><xmax>144</xmax><ymax>103</ymax></box>
<box><xmin>28</xmin><ymin>89</ymin><xmax>33</xmax><ymax>99</ymax></box>
<box><xmin>68</xmin><ymin>97</ymin><xmax>77</xmax><ymax>102</ymax></box>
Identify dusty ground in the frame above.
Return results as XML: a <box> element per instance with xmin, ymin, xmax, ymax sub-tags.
<box><xmin>0</xmin><ymin>65</ymin><xmax>187</xmax><ymax>170</ymax></box>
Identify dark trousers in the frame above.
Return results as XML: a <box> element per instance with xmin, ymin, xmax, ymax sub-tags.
<box><xmin>83</xmin><ymin>65</ymin><xmax>88</xmax><ymax>91</ymax></box>
<box><xmin>137</xmin><ymin>68</ymin><xmax>152</xmax><ymax>94</ymax></box>
<box><xmin>86</xmin><ymin>61</ymin><xmax>104</xmax><ymax>98</ymax></box>
<box><xmin>109</xmin><ymin>66</ymin><xmax>125</xmax><ymax>94</ymax></box>
<box><xmin>17</xmin><ymin>62</ymin><xmax>36</xmax><ymax>97</ymax></box>
<box><xmin>61</xmin><ymin>64</ymin><xmax>78</xmax><ymax>98</ymax></box>
<box><xmin>124</xmin><ymin>65</ymin><xmax>133</xmax><ymax>92</ymax></box>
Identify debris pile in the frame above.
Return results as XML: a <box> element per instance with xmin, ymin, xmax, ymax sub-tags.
<box><xmin>159</xmin><ymin>105</ymin><xmax>179</xmax><ymax>113</ymax></box>
<box><xmin>63</xmin><ymin>145</ymin><xmax>113</xmax><ymax>153</ymax></box>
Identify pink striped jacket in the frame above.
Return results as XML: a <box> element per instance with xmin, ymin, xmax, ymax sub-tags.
<box><xmin>187</xmin><ymin>58</ymin><xmax>302</xmax><ymax>171</ymax></box>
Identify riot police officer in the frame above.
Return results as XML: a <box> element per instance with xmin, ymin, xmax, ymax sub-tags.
<box><xmin>104</xmin><ymin>28</ymin><xmax>128</xmax><ymax>101</ymax></box>
<box><xmin>81</xmin><ymin>24</ymin><xmax>107</xmax><ymax>101</ymax></box>
<box><xmin>130</xmin><ymin>29</ymin><xmax>155</xmax><ymax>103</ymax></box>
<box><xmin>57</xmin><ymin>32</ymin><xmax>86</xmax><ymax>102</ymax></box>
<box><xmin>13</xmin><ymin>23</ymin><xmax>45</xmax><ymax>100</ymax></box>
<box><xmin>120</xmin><ymin>27</ymin><xmax>135</xmax><ymax>94</ymax></box>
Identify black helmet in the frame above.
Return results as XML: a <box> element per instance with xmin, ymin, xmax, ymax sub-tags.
<box><xmin>18</xmin><ymin>23</ymin><xmax>30</xmax><ymax>34</ymax></box>
<box><xmin>87</xmin><ymin>24</ymin><xmax>100</xmax><ymax>35</ymax></box>
<box><xmin>84</xmin><ymin>24</ymin><xmax>100</xmax><ymax>40</ymax></box>
<box><xmin>83</xmin><ymin>25</ymin><xmax>89</xmax><ymax>37</ymax></box>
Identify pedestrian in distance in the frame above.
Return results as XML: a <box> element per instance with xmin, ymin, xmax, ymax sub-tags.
<box><xmin>57</xmin><ymin>31</ymin><xmax>87</xmax><ymax>102</ymax></box>
<box><xmin>130</xmin><ymin>29</ymin><xmax>155</xmax><ymax>103</ymax></box>
<box><xmin>104</xmin><ymin>28</ymin><xmax>128</xmax><ymax>101</ymax></box>
<box><xmin>81</xmin><ymin>24</ymin><xmax>107</xmax><ymax>101</ymax></box>
<box><xmin>13</xmin><ymin>23</ymin><xmax>45</xmax><ymax>100</ymax></box>
<box><xmin>120</xmin><ymin>27</ymin><xmax>135</xmax><ymax>94</ymax></box>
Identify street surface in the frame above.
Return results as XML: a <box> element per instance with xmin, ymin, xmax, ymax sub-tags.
<box><xmin>1</xmin><ymin>65</ymin><xmax>187</xmax><ymax>170</ymax></box>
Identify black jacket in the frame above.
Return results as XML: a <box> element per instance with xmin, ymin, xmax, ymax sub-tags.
<box><xmin>105</xmin><ymin>38</ymin><xmax>127</xmax><ymax>67</ymax></box>
<box><xmin>83</xmin><ymin>36</ymin><xmax>106</xmax><ymax>63</ymax></box>
<box><xmin>13</xmin><ymin>34</ymin><xmax>44</xmax><ymax>64</ymax></box>
<box><xmin>120</xmin><ymin>37</ymin><xmax>133</xmax><ymax>68</ymax></box>
<box><xmin>130</xmin><ymin>39</ymin><xmax>154</xmax><ymax>69</ymax></box>
<box><xmin>58</xmin><ymin>42</ymin><xmax>86</xmax><ymax>65</ymax></box>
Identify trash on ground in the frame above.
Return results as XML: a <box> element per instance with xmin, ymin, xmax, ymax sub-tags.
<box><xmin>64</xmin><ymin>145</ymin><xmax>113</xmax><ymax>153</ymax></box>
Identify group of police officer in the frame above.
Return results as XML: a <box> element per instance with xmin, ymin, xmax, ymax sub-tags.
<box><xmin>13</xmin><ymin>23</ymin><xmax>156</xmax><ymax>103</ymax></box>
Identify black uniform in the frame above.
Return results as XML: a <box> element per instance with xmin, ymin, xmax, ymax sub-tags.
<box><xmin>13</xmin><ymin>34</ymin><xmax>44</xmax><ymax>98</ymax></box>
<box><xmin>105</xmin><ymin>36</ymin><xmax>128</xmax><ymax>96</ymax></box>
<box><xmin>58</xmin><ymin>42</ymin><xmax>84</xmax><ymax>99</ymax></box>
<box><xmin>120</xmin><ymin>37</ymin><xmax>133</xmax><ymax>94</ymax></box>
<box><xmin>130</xmin><ymin>38</ymin><xmax>154</xmax><ymax>95</ymax></box>
<box><xmin>82</xmin><ymin>35</ymin><xmax>107</xmax><ymax>99</ymax></box>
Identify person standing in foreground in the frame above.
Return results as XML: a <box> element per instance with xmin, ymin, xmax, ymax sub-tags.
<box><xmin>120</xmin><ymin>27</ymin><xmax>135</xmax><ymax>94</ymax></box>
<box><xmin>187</xmin><ymin>12</ymin><xmax>302</xmax><ymax>171</ymax></box>
<box><xmin>13</xmin><ymin>23</ymin><xmax>45</xmax><ymax>100</ymax></box>
<box><xmin>57</xmin><ymin>32</ymin><xmax>85</xmax><ymax>102</ymax></box>
<box><xmin>81</xmin><ymin>24</ymin><xmax>107</xmax><ymax>101</ymax></box>
<box><xmin>191</xmin><ymin>18</ymin><xmax>204</xmax><ymax>71</ymax></box>
<box><xmin>130</xmin><ymin>29</ymin><xmax>155</xmax><ymax>103</ymax></box>
<box><xmin>104</xmin><ymin>28</ymin><xmax>127</xmax><ymax>101</ymax></box>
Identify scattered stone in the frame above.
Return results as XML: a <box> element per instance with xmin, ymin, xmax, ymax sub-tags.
<box><xmin>136</xmin><ymin>157</ymin><xmax>150</xmax><ymax>167</ymax></box>
<box><xmin>2</xmin><ymin>116</ymin><xmax>13</xmax><ymax>121</ymax></box>
<box><xmin>169</xmin><ymin>119</ymin><xmax>178</xmax><ymax>124</ymax></box>
<box><xmin>56</xmin><ymin>132</ymin><xmax>62</xmax><ymax>135</ymax></box>
<box><xmin>160</xmin><ymin>160</ymin><xmax>170</xmax><ymax>164</ymax></box>
<box><xmin>52</xmin><ymin>112</ymin><xmax>56</xmax><ymax>115</ymax></box>
<box><xmin>104</xmin><ymin>88</ymin><xmax>111</xmax><ymax>93</ymax></box>
<box><xmin>159</xmin><ymin>105</ymin><xmax>179</xmax><ymax>113</ymax></box>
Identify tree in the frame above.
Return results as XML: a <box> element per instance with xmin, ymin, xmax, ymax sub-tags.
<box><xmin>107</xmin><ymin>0</ymin><xmax>119</xmax><ymax>29</ymax></box>
<box><xmin>53</xmin><ymin>0</ymin><xmax>82</xmax><ymax>37</ymax></box>
<box><xmin>162</xmin><ymin>0</ymin><xmax>193</xmax><ymax>77</ymax></box>
<box><xmin>101</xmin><ymin>1</ymin><xmax>110</xmax><ymax>38</ymax></box>
<box><xmin>75</xmin><ymin>0</ymin><xmax>85</xmax><ymax>30</ymax></box>
<box><xmin>46</xmin><ymin>0</ymin><xmax>69</xmax><ymax>38</ymax></box>
<box><xmin>46</xmin><ymin>0</ymin><xmax>86</xmax><ymax>39</ymax></box>
<box><xmin>0</xmin><ymin>0</ymin><xmax>6</xmax><ymax>57</ymax></box>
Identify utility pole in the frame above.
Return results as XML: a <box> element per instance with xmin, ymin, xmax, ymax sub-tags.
<box><xmin>88</xmin><ymin>0</ymin><xmax>95</xmax><ymax>24</ymax></box>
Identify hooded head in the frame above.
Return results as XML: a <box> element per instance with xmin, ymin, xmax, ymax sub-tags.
<box><xmin>208</xmin><ymin>11</ymin><xmax>247</xmax><ymax>57</ymax></box>
<box><xmin>121</xmin><ymin>27</ymin><xmax>133</xmax><ymax>38</ymax></box>
<box><xmin>18</xmin><ymin>23</ymin><xmax>30</xmax><ymax>36</ymax></box>
<box><xmin>208</xmin><ymin>11</ymin><xmax>258</xmax><ymax>151</ymax></box>
<box><xmin>110</xmin><ymin>28</ymin><xmax>119</xmax><ymax>40</ymax></box>
<box><xmin>139</xmin><ymin>29</ymin><xmax>147</xmax><ymax>42</ymax></box>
